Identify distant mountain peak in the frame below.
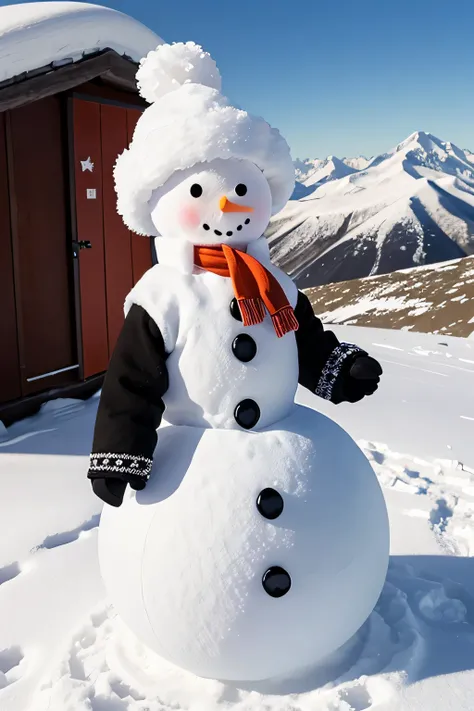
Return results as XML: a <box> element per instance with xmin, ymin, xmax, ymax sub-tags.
<box><xmin>274</xmin><ymin>130</ymin><xmax>474</xmax><ymax>289</ymax></box>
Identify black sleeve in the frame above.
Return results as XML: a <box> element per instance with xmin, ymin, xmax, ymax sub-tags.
<box><xmin>87</xmin><ymin>303</ymin><xmax>169</xmax><ymax>484</ymax></box>
<box><xmin>294</xmin><ymin>290</ymin><xmax>365</xmax><ymax>403</ymax></box>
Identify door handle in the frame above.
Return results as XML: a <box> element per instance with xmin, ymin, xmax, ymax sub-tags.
<box><xmin>72</xmin><ymin>240</ymin><xmax>92</xmax><ymax>258</ymax></box>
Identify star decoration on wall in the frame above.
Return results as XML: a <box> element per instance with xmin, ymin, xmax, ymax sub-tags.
<box><xmin>80</xmin><ymin>157</ymin><xmax>94</xmax><ymax>173</ymax></box>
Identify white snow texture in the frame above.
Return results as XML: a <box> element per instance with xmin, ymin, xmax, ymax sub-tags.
<box><xmin>2</xmin><ymin>328</ymin><xmax>474</xmax><ymax>710</ymax></box>
<box><xmin>136</xmin><ymin>41</ymin><xmax>222</xmax><ymax>103</ymax></box>
<box><xmin>0</xmin><ymin>2</ymin><xmax>163</xmax><ymax>83</ymax></box>
<box><xmin>114</xmin><ymin>42</ymin><xmax>295</xmax><ymax>236</ymax></box>
<box><xmin>99</xmin><ymin>405</ymin><xmax>389</xmax><ymax>681</ymax></box>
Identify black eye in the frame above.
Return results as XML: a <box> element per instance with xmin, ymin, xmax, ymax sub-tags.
<box><xmin>235</xmin><ymin>184</ymin><xmax>247</xmax><ymax>197</ymax></box>
<box><xmin>190</xmin><ymin>184</ymin><xmax>203</xmax><ymax>198</ymax></box>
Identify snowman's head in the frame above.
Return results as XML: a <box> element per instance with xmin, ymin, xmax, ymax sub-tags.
<box><xmin>114</xmin><ymin>42</ymin><xmax>295</xmax><ymax>238</ymax></box>
<box><xmin>149</xmin><ymin>158</ymin><xmax>272</xmax><ymax>247</ymax></box>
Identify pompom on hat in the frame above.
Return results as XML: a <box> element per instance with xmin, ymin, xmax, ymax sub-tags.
<box><xmin>114</xmin><ymin>42</ymin><xmax>295</xmax><ymax>236</ymax></box>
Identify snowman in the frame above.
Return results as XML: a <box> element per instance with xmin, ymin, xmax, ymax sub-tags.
<box><xmin>88</xmin><ymin>42</ymin><xmax>389</xmax><ymax>682</ymax></box>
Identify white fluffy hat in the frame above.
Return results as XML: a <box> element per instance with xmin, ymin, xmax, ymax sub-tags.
<box><xmin>114</xmin><ymin>42</ymin><xmax>295</xmax><ymax>236</ymax></box>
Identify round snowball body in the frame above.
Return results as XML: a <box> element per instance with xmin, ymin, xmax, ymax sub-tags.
<box><xmin>149</xmin><ymin>158</ymin><xmax>272</xmax><ymax>245</ymax></box>
<box><xmin>98</xmin><ymin>405</ymin><xmax>389</xmax><ymax>682</ymax></box>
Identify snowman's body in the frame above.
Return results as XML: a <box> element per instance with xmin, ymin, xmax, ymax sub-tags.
<box><xmin>98</xmin><ymin>240</ymin><xmax>389</xmax><ymax>681</ymax></box>
<box><xmin>125</xmin><ymin>238</ymin><xmax>298</xmax><ymax>430</ymax></box>
<box><xmin>100</xmin><ymin>408</ymin><xmax>388</xmax><ymax>682</ymax></box>
<box><xmin>92</xmin><ymin>42</ymin><xmax>389</xmax><ymax>683</ymax></box>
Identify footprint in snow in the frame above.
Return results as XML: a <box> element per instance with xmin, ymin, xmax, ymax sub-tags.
<box><xmin>338</xmin><ymin>682</ymin><xmax>373</xmax><ymax>711</ymax></box>
<box><xmin>0</xmin><ymin>561</ymin><xmax>22</xmax><ymax>586</ymax></box>
<box><xmin>429</xmin><ymin>497</ymin><xmax>454</xmax><ymax>533</ymax></box>
<box><xmin>32</xmin><ymin>513</ymin><xmax>100</xmax><ymax>551</ymax></box>
<box><xmin>0</xmin><ymin>646</ymin><xmax>25</xmax><ymax>689</ymax></box>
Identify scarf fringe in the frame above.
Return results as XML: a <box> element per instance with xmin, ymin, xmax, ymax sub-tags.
<box><xmin>272</xmin><ymin>306</ymin><xmax>300</xmax><ymax>338</ymax></box>
<box><xmin>238</xmin><ymin>298</ymin><xmax>266</xmax><ymax>326</ymax></box>
<box><xmin>239</xmin><ymin>299</ymin><xmax>299</xmax><ymax>338</ymax></box>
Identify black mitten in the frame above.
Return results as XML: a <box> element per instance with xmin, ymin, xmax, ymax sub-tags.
<box><xmin>92</xmin><ymin>477</ymin><xmax>127</xmax><ymax>507</ymax></box>
<box><xmin>332</xmin><ymin>354</ymin><xmax>383</xmax><ymax>404</ymax></box>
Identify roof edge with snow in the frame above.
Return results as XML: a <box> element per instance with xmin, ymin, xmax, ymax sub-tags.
<box><xmin>0</xmin><ymin>2</ymin><xmax>163</xmax><ymax>107</ymax></box>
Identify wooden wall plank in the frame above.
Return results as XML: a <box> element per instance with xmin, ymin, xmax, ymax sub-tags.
<box><xmin>72</xmin><ymin>98</ymin><xmax>109</xmax><ymax>378</ymax></box>
<box><xmin>127</xmin><ymin>108</ymin><xmax>153</xmax><ymax>284</ymax></box>
<box><xmin>101</xmin><ymin>103</ymin><xmax>133</xmax><ymax>354</ymax></box>
<box><xmin>8</xmin><ymin>97</ymin><xmax>77</xmax><ymax>396</ymax></box>
<box><xmin>0</xmin><ymin>112</ymin><xmax>21</xmax><ymax>404</ymax></box>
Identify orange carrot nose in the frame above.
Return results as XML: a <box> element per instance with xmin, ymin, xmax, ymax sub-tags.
<box><xmin>219</xmin><ymin>196</ymin><xmax>254</xmax><ymax>213</ymax></box>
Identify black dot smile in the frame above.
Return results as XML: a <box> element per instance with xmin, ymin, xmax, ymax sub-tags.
<box><xmin>202</xmin><ymin>218</ymin><xmax>251</xmax><ymax>235</ymax></box>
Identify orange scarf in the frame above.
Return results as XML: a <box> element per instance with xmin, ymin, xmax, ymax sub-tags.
<box><xmin>194</xmin><ymin>244</ymin><xmax>299</xmax><ymax>338</ymax></box>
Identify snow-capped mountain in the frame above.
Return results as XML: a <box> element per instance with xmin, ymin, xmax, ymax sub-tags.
<box><xmin>271</xmin><ymin>131</ymin><xmax>474</xmax><ymax>287</ymax></box>
<box><xmin>294</xmin><ymin>155</ymin><xmax>371</xmax><ymax>182</ymax></box>
<box><xmin>303</xmin><ymin>155</ymin><xmax>357</xmax><ymax>187</ymax></box>
<box><xmin>293</xmin><ymin>157</ymin><xmax>325</xmax><ymax>181</ymax></box>
<box><xmin>292</xmin><ymin>156</ymin><xmax>361</xmax><ymax>199</ymax></box>
<box><xmin>342</xmin><ymin>155</ymin><xmax>372</xmax><ymax>171</ymax></box>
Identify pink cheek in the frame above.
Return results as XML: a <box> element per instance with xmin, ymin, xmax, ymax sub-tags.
<box><xmin>179</xmin><ymin>205</ymin><xmax>202</xmax><ymax>229</ymax></box>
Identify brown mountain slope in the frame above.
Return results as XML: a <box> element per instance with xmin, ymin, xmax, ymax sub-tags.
<box><xmin>304</xmin><ymin>256</ymin><xmax>474</xmax><ymax>337</ymax></box>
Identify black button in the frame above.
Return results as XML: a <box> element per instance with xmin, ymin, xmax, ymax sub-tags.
<box><xmin>232</xmin><ymin>334</ymin><xmax>257</xmax><ymax>363</ymax></box>
<box><xmin>234</xmin><ymin>399</ymin><xmax>260</xmax><ymax>429</ymax></box>
<box><xmin>230</xmin><ymin>298</ymin><xmax>243</xmax><ymax>322</ymax></box>
<box><xmin>256</xmin><ymin>488</ymin><xmax>284</xmax><ymax>520</ymax></box>
<box><xmin>262</xmin><ymin>567</ymin><xmax>291</xmax><ymax>598</ymax></box>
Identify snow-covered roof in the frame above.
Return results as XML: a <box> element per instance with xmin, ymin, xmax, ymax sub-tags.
<box><xmin>0</xmin><ymin>2</ymin><xmax>163</xmax><ymax>84</ymax></box>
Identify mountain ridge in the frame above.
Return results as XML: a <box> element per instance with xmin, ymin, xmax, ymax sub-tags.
<box><xmin>272</xmin><ymin>131</ymin><xmax>474</xmax><ymax>287</ymax></box>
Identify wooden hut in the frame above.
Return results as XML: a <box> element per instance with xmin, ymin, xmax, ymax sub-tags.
<box><xmin>0</xmin><ymin>2</ymin><xmax>162</xmax><ymax>423</ymax></box>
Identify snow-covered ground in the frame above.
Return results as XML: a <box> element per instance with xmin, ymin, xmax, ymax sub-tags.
<box><xmin>1</xmin><ymin>327</ymin><xmax>474</xmax><ymax>711</ymax></box>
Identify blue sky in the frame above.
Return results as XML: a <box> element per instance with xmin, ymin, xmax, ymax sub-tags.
<box><xmin>7</xmin><ymin>0</ymin><xmax>474</xmax><ymax>159</ymax></box>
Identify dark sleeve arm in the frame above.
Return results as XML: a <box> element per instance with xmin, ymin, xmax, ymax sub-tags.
<box><xmin>294</xmin><ymin>290</ymin><xmax>365</xmax><ymax>403</ymax></box>
<box><xmin>87</xmin><ymin>303</ymin><xmax>169</xmax><ymax>485</ymax></box>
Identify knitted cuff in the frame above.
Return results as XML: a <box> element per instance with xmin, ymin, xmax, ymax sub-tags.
<box><xmin>315</xmin><ymin>342</ymin><xmax>366</xmax><ymax>402</ymax></box>
<box><xmin>87</xmin><ymin>452</ymin><xmax>153</xmax><ymax>481</ymax></box>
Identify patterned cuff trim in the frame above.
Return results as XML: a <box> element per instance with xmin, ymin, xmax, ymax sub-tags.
<box><xmin>88</xmin><ymin>452</ymin><xmax>153</xmax><ymax>479</ymax></box>
<box><xmin>315</xmin><ymin>342</ymin><xmax>365</xmax><ymax>401</ymax></box>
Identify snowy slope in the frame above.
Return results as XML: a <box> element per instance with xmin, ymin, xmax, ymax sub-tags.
<box><xmin>294</xmin><ymin>156</ymin><xmax>371</xmax><ymax>182</ymax></box>
<box><xmin>1</xmin><ymin>328</ymin><xmax>474</xmax><ymax>710</ymax></box>
<box><xmin>343</xmin><ymin>156</ymin><xmax>372</xmax><ymax>171</ymax></box>
<box><xmin>464</xmin><ymin>149</ymin><xmax>474</xmax><ymax>165</ymax></box>
<box><xmin>294</xmin><ymin>157</ymin><xmax>325</xmax><ymax>182</ymax></box>
<box><xmin>272</xmin><ymin>132</ymin><xmax>474</xmax><ymax>287</ymax></box>
<box><xmin>303</xmin><ymin>155</ymin><xmax>357</xmax><ymax>187</ymax></box>
<box><xmin>0</xmin><ymin>2</ymin><xmax>163</xmax><ymax>83</ymax></box>
<box><xmin>305</xmin><ymin>255</ymin><xmax>474</xmax><ymax>338</ymax></box>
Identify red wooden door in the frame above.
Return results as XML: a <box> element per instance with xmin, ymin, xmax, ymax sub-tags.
<box><xmin>7</xmin><ymin>97</ymin><xmax>77</xmax><ymax>397</ymax></box>
<box><xmin>101</xmin><ymin>104</ymin><xmax>134</xmax><ymax>354</ymax></box>
<box><xmin>0</xmin><ymin>113</ymin><xmax>21</xmax><ymax>404</ymax></box>
<box><xmin>71</xmin><ymin>100</ymin><xmax>152</xmax><ymax>379</ymax></box>
<box><xmin>71</xmin><ymin>99</ymin><xmax>109</xmax><ymax>379</ymax></box>
<box><xmin>127</xmin><ymin>108</ymin><xmax>153</xmax><ymax>283</ymax></box>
